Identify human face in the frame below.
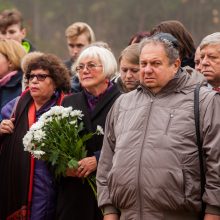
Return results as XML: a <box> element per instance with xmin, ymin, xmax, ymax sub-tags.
<box><xmin>120</xmin><ymin>57</ymin><xmax>140</xmax><ymax>91</ymax></box>
<box><xmin>139</xmin><ymin>43</ymin><xmax>180</xmax><ymax>94</ymax></box>
<box><xmin>77</xmin><ymin>57</ymin><xmax>108</xmax><ymax>95</ymax></box>
<box><xmin>0</xmin><ymin>24</ymin><xmax>26</xmax><ymax>43</ymax></box>
<box><xmin>194</xmin><ymin>47</ymin><xmax>202</xmax><ymax>72</ymax></box>
<box><xmin>28</xmin><ymin>69</ymin><xmax>56</xmax><ymax>106</ymax></box>
<box><xmin>200</xmin><ymin>44</ymin><xmax>220</xmax><ymax>87</ymax></box>
<box><xmin>0</xmin><ymin>53</ymin><xmax>11</xmax><ymax>79</ymax></box>
<box><xmin>67</xmin><ymin>34</ymin><xmax>89</xmax><ymax>61</ymax></box>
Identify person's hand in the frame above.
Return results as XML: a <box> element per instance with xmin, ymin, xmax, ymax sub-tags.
<box><xmin>66</xmin><ymin>167</ymin><xmax>78</xmax><ymax>177</ymax></box>
<box><xmin>204</xmin><ymin>214</ymin><xmax>220</xmax><ymax>220</ymax></box>
<box><xmin>77</xmin><ymin>156</ymin><xmax>97</xmax><ymax>178</ymax></box>
<box><xmin>0</xmin><ymin>118</ymin><xmax>15</xmax><ymax>135</ymax></box>
<box><xmin>104</xmin><ymin>214</ymin><xmax>119</xmax><ymax>220</ymax></box>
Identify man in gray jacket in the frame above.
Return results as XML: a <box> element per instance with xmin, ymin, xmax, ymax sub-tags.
<box><xmin>200</xmin><ymin>32</ymin><xmax>220</xmax><ymax>91</ymax></box>
<box><xmin>97</xmin><ymin>33</ymin><xmax>220</xmax><ymax>220</ymax></box>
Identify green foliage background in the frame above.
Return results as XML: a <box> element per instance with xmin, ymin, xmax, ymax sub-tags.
<box><xmin>1</xmin><ymin>0</ymin><xmax>220</xmax><ymax>59</ymax></box>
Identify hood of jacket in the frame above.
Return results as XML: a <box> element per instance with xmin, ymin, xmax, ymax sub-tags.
<box><xmin>138</xmin><ymin>67</ymin><xmax>207</xmax><ymax>96</ymax></box>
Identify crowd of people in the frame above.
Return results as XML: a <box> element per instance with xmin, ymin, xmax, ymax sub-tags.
<box><xmin>0</xmin><ymin>7</ymin><xmax>220</xmax><ymax>220</ymax></box>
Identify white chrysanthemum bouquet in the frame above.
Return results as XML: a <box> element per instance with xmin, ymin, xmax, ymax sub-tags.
<box><xmin>23</xmin><ymin>106</ymin><xmax>104</xmax><ymax>179</ymax></box>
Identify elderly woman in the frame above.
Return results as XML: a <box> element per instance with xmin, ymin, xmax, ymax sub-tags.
<box><xmin>56</xmin><ymin>46</ymin><xmax>121</xmax><ymax>220</ymax></box>
<box><xmin>116</xmin><ymin>43</ymin><xmax>140</xmax><ymax>93</ymax></box>
<box><xmin>0</xmin><ymin>53</ymin><xmax>70</xmax><ymax>220</ymax></box>
<box><xmin>0</xmin><ymin>39</ymin><xmax>27</xmax><ymax>120</ymax></box>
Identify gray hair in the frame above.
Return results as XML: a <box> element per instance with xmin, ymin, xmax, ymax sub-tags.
<box><xmin>200</xmin><ymin>32</ymin><xmax>220</xmax><ymax>50</ymax></box>
<box><xmin>73</xmin><ymin>46</ymin><xmax>117</xmax><ymax>79</ymax></box>
<box><xmin>139</xmin><ymin>35</ymin><xmax>180</xmax><ymax>65</ymax></box>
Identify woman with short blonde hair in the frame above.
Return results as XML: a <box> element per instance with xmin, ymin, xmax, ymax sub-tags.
<box><xmin>0</xmin><ymin>39</ymin><xmax>26</xmax><ymax>69</ymax></box>
<box><xmin>0</xmin><ymin>39</ymin><xmax>26</xmax><ymax>119</ymax></box>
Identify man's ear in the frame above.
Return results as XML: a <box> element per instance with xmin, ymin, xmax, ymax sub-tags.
<box><xmin>173</xmin><ymin>58</ymin><xmax>181</xmax><ymax>71</ymax></box>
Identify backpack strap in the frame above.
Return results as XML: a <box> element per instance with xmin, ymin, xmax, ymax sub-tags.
<box><xmin>194</xmin><ymin>83</ymin><xmax>206</xmax><ymax>217</ymax></box>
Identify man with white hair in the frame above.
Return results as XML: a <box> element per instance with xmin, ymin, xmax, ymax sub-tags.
<box><xmin>200</xmin><ymin>32</ymin><xmax>220</xmax><ymax>91</ymax></box>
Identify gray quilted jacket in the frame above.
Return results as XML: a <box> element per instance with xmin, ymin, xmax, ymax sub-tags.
<box><xmin>97</xmin><ymin>67</ymin><xmax>220</xmax><ymax>220</ymax></box>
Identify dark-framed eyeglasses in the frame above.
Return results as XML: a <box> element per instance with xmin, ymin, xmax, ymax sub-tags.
<box><xmin>75</xmin><ymin>62</ymin><xmax>102</xmax><ymax>73</ymax></box>
<box><xmin>26</xmin><ymin>73</ymin><xmax>52</xmax><ymax>81</ymax></box>
<box><xmin>120</xmin><ymin>67</ymin><xmax>140</xmax><ymax>74</ymax></box>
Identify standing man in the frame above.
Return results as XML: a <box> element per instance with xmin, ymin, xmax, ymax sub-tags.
<box><xmin>0</xmin><ymin>8</ymin><xmax>35</xmax><ymax>53</ymax></box>
<box><xmin>64</xmin><ymin>22</ymin><xmax>95</xmax><ymax>70</ymax></box>
<box><xmin>200</xmin><ymin>32</ymin><xmax>220</xmax><ymax>90</ymax></box>
<box><xmin>97</xmin><ymin>33</ymin><xmax>220</xmax><ymax>220</ymax></box>
<box><xmin>195</xmin><ymin>46</ymin><xmax>202</xmax><ymax>72</ymax></box>
<box><xmin>64</xmin><ymin>22</ymin><xmax>95</xmax><ymax>92</ymax></box>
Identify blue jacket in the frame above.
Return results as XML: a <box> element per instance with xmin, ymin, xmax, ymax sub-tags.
<box><xmin>0</xmin><ymin>70</ymin><xmax>22</xmax><ymax>121</ymax></box>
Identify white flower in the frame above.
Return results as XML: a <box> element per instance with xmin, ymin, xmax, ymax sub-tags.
<box><xmin>49</xmin><ymin>106</ymin><xmax>64</xmax><ymax>115</ymax></box>
<box><xmin>30</xmin><ymin>121</ymin><xmax>44</xmax><ymax>131</ymax></box>
<box><xmin>33</xmin><ymin>129</ymin><xmax>46</xmax><ymax>141</ymax></box>
<box><xmin>63</xmin><ymin>107</ymin><xmax>73</xmax><ymax>114</ymax></box>
<box><xmin>31</xmin><ymin>150</ymin><xmax>45</xmax><ymax>159</ymax></box>
<box><xmin>23</xmin><ymin>132</ymin><xmax>34</xmax><ymax>151</ymax></box>
<box><xmin>69</xmin><ymin>120</ymin><xmax>77</xmax><ymax>125</ymax></box>
<box><xmin>96</xmin><ymin>125</ymin><xmax>104</xmax><ymax>135</ymax></box>
<box><xmin>61</xmin><ymin>112</ymin><xmax>69</xmax><ymax>118</ymax></box>
<box><xmin>70</xmin><ymin>110</ymin><xmax>84</xmax><ymax>119</ymax></box>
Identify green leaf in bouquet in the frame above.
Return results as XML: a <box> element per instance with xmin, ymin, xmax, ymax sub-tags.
<box><xmin>87</xmin><ymin>175</ymin><xmax>97</xmax><ymax>198</ymax></box>
<box><xmin>49</xmin><ymin>150</ymin><xmax>59</xmax><ymax>166</ymax></box>
<box><xmin>74</xmin><ymin>139</ymin><xmax>84</xmax><ymax>160</ymax></box>
<box><xmin>68</xmin><ymin>159</ymin><xmax>78</xmax><ymax>169</ymax></box>
<box><xmin>59</xmin><ymin>133</ymin><xmax>69</xmax><ymax>150</ymax></box>
<box><xmin>80</xmin><ymin>145</ymin><xmax>87</xmax><ymax>158</ymax></box>
<box><xmin>55</xmin><ymin>161</ymin><xmax>67</xmax><ymax>177</ymax></box>
<box><xmin>78</xmin><ymin>121</ymin><xmax>84</xmax><ymax>133</ymax></box>
<box><xmin>81</xmin><ymin>133</ymin><xmax>94</xmax><ymax>142</ymax></box>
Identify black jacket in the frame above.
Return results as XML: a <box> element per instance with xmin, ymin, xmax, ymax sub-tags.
<box><xmin>56</xmin><ymin>84</ymin><xmax>121</xmax><ymax>220</ymax></box>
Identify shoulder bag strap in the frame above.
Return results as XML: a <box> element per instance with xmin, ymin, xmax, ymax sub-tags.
<box><xmin>194</xmin><ymin>83</ymin><xmax>206</xmax><ymax>218</ymax></box>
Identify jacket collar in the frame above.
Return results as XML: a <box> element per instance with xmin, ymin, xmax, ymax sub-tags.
<box><xmin>2</xmin><ymin>70</ymin><xmax>22</xmax><ymax>88</ymax></box>
<box><xmin>138</xmin><ymin>67</ymin><xmax>206</xmax><ymax>96</ymax></box>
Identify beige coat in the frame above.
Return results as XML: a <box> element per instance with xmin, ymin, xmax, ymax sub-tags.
<box><xmin>97</xmin><ymin>67</ymin><xmax>220</xmax><ymax>220</ymax></box>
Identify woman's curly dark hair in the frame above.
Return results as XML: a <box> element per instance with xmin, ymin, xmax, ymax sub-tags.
<box><xmin>25</xmin><ymin>53</ymin><xmax>71</xmax><ymax>93</ymax></box>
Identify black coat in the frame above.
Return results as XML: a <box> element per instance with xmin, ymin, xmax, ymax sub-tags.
<box><xmin>0</xmin><ymin>92</ymin><xmax>32</xmax><ymax>219</ymax></box>
<box><xmin>56</xmin><ymin>84</ymin><xmax>121</xmax><ymax>220</ymax></box>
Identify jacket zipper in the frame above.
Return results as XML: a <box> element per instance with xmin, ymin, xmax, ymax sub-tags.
<box><xmin>165</xmin><ymin>110</ymin><xmax>174</xmax><ymax>135</ymax></box>
<box><xmin>137</xmin><ymin>98</ymin><xmax>154</xmax><ymax>220</ymax></box>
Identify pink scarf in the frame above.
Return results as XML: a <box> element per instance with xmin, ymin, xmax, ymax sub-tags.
<box><xmin>0</xmin><ymin>71</ymin><xmax>17</xmax><ymax>86</ymax></box>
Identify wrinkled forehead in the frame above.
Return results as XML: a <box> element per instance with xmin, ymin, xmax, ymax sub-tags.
<box><xmin>141</xmin><ymin>42</ymin><xmax>166</xmax><ymax>56</ymax></box>
<box><xmin>200</xmin><ymin>43</ymin><xmax>220</xmax><ymax>54</ymax></box>
<box><xmin>78</xmin><ymin>54</ymin><xmax>101</xmax><ymax>64</ymax></box>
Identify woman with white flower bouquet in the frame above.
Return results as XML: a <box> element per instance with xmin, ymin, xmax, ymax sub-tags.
<box><xmin>0</xmin><ymin>53</ymin><xmax>70</xmax><ymax>220</ymax></box>
<box><xmin>23</xmin><ymin>106</ymin><xmax>104</xmax><ymax>180</ymax></box>
<box><xmin>55</xmin><ymin>46</ymin><xmax>121</xmax><ymax>220</ymax></box>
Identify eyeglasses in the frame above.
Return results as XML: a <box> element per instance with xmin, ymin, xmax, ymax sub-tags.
<box><xmin>75</xmin><ymin>63</ymin><xmax>102</xmax><ymax>73</ymax></box>
<box><xmin>26</xmin><ymin>74</ymin><xmax>51</xmax><ymax>81</ymax></box>
<box><xmin>120</xmin><ymin>67</ymin><xmax>140</xmax><ymax>75</ymax></box>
